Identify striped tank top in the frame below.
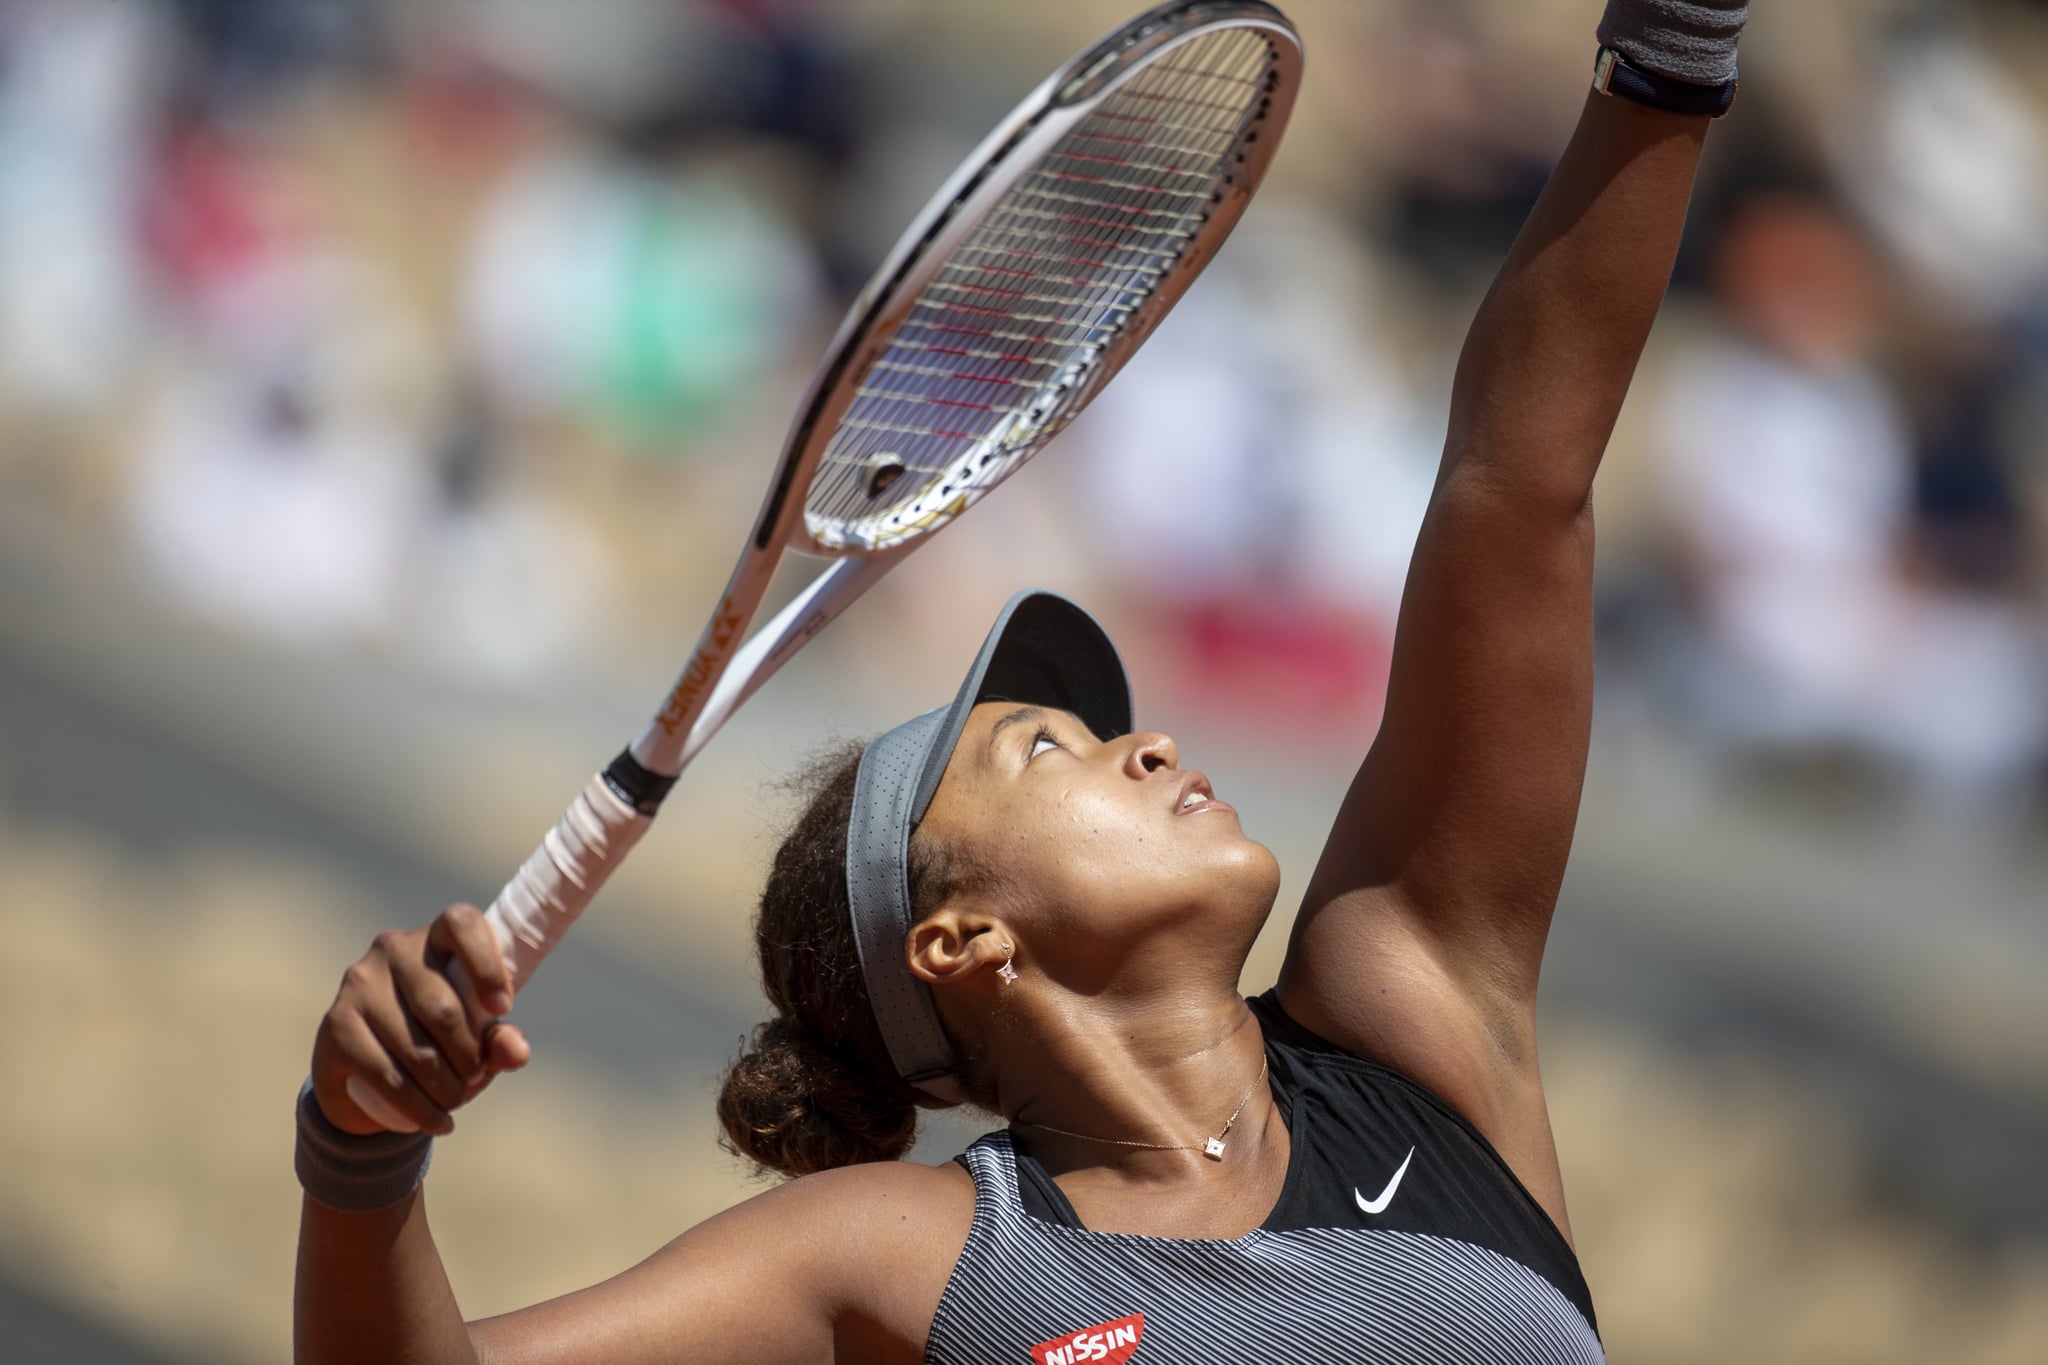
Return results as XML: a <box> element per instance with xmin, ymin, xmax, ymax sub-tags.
<box><xmin>925</xmin><ymin>991</ymin><xmax>1602</xmax><ymax>1364</ymax></box>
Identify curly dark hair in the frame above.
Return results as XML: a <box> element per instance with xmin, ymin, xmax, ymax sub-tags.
<box><xmin>716</xmin><ymin>740</ymin><xmax>986</xmax><ymax>1179</ymax></box>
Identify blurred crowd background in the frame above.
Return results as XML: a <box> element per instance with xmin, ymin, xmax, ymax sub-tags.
<box><xmin>1</xmin><ymin>1</ymin><xmax>2044</xmax><ymax>1362</ymax></box>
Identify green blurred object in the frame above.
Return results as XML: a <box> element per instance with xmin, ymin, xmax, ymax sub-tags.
<box><xmin>596</xmin><ymin>170</ymin><xmax>814</xmax><ymax>449</ymax></box>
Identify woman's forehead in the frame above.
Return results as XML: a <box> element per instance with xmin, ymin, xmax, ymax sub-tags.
<box><xmin>926</xmin><ymin>703</ymin><xmax>1094</xmax><ymax>811</ymax></box>
<box><xmin>960</xmin><ymin>700</ymin><xmax>1093</xmax><ymax>755</ymax></box>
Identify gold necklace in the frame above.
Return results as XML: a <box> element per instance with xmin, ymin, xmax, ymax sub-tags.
<box><xmin>1011</xmin><ymin>1055</ymin><xmax>1269</xmax><ymax>1161</ymax></box>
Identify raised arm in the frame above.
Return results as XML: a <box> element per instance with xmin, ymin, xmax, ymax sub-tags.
<box><xmin>1277</xmin><ymin>5</ymin><xmax>1740</xmax><ymax>1186</ymax></box>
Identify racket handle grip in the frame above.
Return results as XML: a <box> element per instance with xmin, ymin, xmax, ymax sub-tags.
<box><xmin>484</xmin><ymin>771</ymin><xmax>652</xmax><ymax>989</ymax></box>
<box><xmin>337</xmin><ymin>774</ymin><xmax>649</xmax><ymax>1135</ymax></box>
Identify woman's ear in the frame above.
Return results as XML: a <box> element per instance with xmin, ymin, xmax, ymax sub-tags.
<box><xmin>907</xmin><ymin>913</ymin><xmax>1014</xmax><ymax>988</ymax></box>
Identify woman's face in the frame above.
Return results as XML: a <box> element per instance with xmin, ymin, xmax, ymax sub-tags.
<box><xmin>916</xmin><ymin>701</ymin><xmax>1282</xmax><ymax>985</ymax></box>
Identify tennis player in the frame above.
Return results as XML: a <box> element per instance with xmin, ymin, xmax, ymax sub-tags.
<box><xmin>295</xmin><ymin>3</ymin><xmax>1747</xmax><ymax>1360</ymax></box>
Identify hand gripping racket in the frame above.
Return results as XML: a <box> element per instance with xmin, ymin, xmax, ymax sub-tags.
<box><xmin>350</xmin><ymin>0</ymin><xmax>1302</xmax><ymax>1132</ymax></box>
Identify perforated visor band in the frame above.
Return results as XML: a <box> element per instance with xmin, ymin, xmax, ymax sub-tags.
<box><xmin>845</xmin><ymin>590</ymin><xmax>1132</xmax><ymax>1092</ymax></box>
<box><xmin>846</xmin><ymin>709</ymin><xmax>954</xmax><ymax>1085</ymax></box>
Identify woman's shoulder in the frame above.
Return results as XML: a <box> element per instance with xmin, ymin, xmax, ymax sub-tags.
<box><xmin>746</xmin><ymin>1153</ymin><xmax>980</xmax><ymax>1268</ymax></box>
<box><xmin>631</xmin><ymin>1152</ymin><xmax>977</xmax><ymax>1352</ymax></box>
<box><xmin>489</xmin><ymin>1153</ymin><xmax>975</xmax><ymax>1364</ymax></box>
<box><xmin>734</xmin><ymin>1150</ymin><xmax>979</xmax><ymax>1233</ymax></box>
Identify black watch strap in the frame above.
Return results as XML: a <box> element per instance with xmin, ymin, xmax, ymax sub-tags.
<box><xmin>1593</xmin><ymin>46</ymin><xmax>1739</xmax><ymax>119</ymax></box>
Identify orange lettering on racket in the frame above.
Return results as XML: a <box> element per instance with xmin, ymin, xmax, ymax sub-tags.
<box><xmin>656</xmin><ymin>597</ymin><xmax>745</xmax><ymax>734</ymax></box>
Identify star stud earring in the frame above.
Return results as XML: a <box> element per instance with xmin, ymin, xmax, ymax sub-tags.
<box><xmin>996</xmin><ymin>941</ymin><xmax>1019</xmax><ymax>984</ymax></box>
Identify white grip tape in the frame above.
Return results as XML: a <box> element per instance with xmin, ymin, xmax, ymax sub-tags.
<box><xmin>339</xmin><ymin>774</ymin><xmax>648</xmax><ymax>1134</ymax></box>
<box><xmin>486</xmin><ymin>772</ymin><xmax>652</xmax><ymax>989</ymax></box>
<box><xmin>340</xmin><ymin>773</ymin><xmax>649</xmax><ymax>1134</ymax></box>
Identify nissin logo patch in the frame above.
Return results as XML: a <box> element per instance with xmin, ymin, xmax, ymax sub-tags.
<box><xmin>1030</xmin><ymin>1312</ymin><xmax>1144</xmax><ymax>1365</ymax></box>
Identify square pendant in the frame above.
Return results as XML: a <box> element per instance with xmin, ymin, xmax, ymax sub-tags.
<box><xmin>1203</xmin><ymin>1137</ymin><xmax>1227</xmax><ymax>1160</ymax></box>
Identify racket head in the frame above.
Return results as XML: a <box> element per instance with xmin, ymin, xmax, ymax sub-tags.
<box><xmin>756</xmin><ymin>0</ymin><xmax>1303</xmax><ymax>558</ymax></box>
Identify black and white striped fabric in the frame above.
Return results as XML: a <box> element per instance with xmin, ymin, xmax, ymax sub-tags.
<box><xmin>925</xmin><ymin>993</ymin><xmax>1603</xmax><ymax>1364</ymax></box>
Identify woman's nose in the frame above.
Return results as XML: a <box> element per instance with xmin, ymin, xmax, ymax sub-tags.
<box><xmin>1123</xmin><ymin>731</ymin><xmax>1178</xmax><ymax>777</ymax></box>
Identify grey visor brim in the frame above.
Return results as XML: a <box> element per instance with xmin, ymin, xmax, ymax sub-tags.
<box><xmin>845</xmin><ymin>590</ymin><xmax>1132</xmax><ymax>1091</ymax></box>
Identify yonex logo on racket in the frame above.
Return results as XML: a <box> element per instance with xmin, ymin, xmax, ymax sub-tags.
<box><xmin>656</xmin><ymin>596</ymin><xmax>745</xmax><ymax>735</ymax></box>
<box><xmin>1031</xmin><ymin>1312</ymin><xmax>1144</xmax><ymax>1365</ymax></box>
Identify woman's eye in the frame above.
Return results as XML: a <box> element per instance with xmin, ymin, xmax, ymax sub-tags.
<box><xmin>1029</xmin><ymin>731</ymin><xmax>1060</xmax><ymax>759</ymax></box>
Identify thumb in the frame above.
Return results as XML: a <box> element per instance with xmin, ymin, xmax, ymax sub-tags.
<box><xmin>481</xmin><ymin>1021</ymin><xmax>533</xmax><ymax>1076</ymax></box>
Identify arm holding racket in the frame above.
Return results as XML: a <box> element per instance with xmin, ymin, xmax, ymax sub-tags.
<box><xmin>339</xmin><ymin>551</ymin><xmax>910</xmax><ymax>1133</ymax></box>
<box><xmin>297</xmin><ymin>903</ymin><xmax>907</xmax><ymax>1365</ymax></box>
<box><xmin>302</xmin><ymin>893</ymin><xmax>920</xmax><ymax>1365</ymax></box>
<box><xmin>297</xmin><ymin>904</ymin><xmax>527</xmax><ymax>1363</ymax></box>
<box><xmin>1281</xmin><ymin>0</ymin><xmax>1742</xmax><ymax>1234</ymax></box>
<box><xmin>338</xmin><ymin>544</ymin><xmax>783</xmax><ymax>1131</ymax></box>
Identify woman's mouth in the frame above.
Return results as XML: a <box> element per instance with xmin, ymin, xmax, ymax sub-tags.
<box><xmin>1174</xmin><ymin>772</ymin><xmax>1230</xmax><ymax>815</ymax></box>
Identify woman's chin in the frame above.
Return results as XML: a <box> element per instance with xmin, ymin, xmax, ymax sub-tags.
<box><xmin>1223</xmin><ymin>835</ymin><xmax>1284</xmax><ymax>899</ymax></box>
<box><xmin>1186</xmin><ymin>839</ymin><xmax>1285</xmax><ymax>938</ymax></box>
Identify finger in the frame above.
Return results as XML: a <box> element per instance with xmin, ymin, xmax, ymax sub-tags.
<box><xmin>458</xmin><ymin>1023</ymin><xmax>530</xmax><ymax>1104</ymax></box>
<box><xmin>391</xmin><ymin>951</ymin><xmax>486</xmax><ymax>1087</ymax></box>
<box><xmin>429</xmin><ymin>903</ymin><xmax>515</xmax><ymax>1021</ymax></box>
<box><xmin>360</xmin><ymin>979</ymin><xmax>470</xmax><ymax>1116</ymax></box>
<box><xmin>482</xmin><ymin>1020</ymin><xmax>531</xmax><ymax>1074</ymax></box>
<box><xmin>327</xmin><ymin>1009</ymin><xmax>455</xmax><ymax>1136</ymax></box>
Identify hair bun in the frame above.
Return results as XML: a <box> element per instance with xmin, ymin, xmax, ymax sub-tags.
<box><xmin>717</xmin><ymin>1014</ymin><xmax>918</xmax><ymax>1178</ymax></box>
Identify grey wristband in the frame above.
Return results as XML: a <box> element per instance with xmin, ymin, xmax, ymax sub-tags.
<box><xmin>294</xmin><ymin>1077</ymin><xmax>433</xmax><ymax>1212</ymax></box>
<box><xmin>1597</xmin><ymin>0</ymin><xmax>1746</xmax><ymax>85</ymax></box>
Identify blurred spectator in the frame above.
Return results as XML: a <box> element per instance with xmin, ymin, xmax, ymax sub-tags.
<box><xmin>1361</xmin><ymin>3</ymin><xmax>1564</xmax><ymax>294</ymax></box>
<box><xmin>461</xmin><ymin>137</ymin><xmax>823</xmax><ymax>450</ymax></box>
<box><xmin>1</xmin><ymin>0</ymin><xmax>2041</xmax><ymax>750</ymax></box>
<box><xmin>1637</xmin><ymin>193</ymin><xmax>2046</xmax><ymax>811</ymax></box>
<box><xmin>126</xmin><ymin>68</ymin><xmax>442</xmax><ymax>649</ymax></box>
<box><xmin>396</xmin><ymin>384</ymin><xmax>621</xmax><ymax>687</ymax></box>
<box><xmin>449</xmin><ymin>0</ymin><xmax>842</xmax><ymax>452</ymax></box>
<box><xmin>1832</xmin><ymin>19</ymin><xmax>2048</xmax><ymax>326</ymax></box>
<box><xmin>0</xmin><ymin>0</ymin><xmax>162</xmax><ymax>414</ymax></box>
<box><xmin>1074</xmin><ymin>201</ymin><xmax>1437</xmax><ymax>733</ymax></box>
<box><xmin>160</xmin><ymin>0</ymin><xmax>381</xmax><ymax>118</ymax></box>
<box><xmin>1905</xmin><ymin>342</ymin><xmax>2036</xmax><ymax>598</ymax></box>
<box><xmin>125</xmin><ymin>351</ymin><xmax>430</xmax><ymax>647</ymax></box>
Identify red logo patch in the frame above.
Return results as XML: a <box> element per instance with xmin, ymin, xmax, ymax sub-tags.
<box><xmin>1029</xmin><ymin>1312</ymin><xmax>1145</xmax><ymax>1365</ymax></box>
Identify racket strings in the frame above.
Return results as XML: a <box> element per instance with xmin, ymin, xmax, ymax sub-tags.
<box><xmin>806</xmin><ymin>26</ymin><xmax>1280</xmax><ymax>547</ymax></box>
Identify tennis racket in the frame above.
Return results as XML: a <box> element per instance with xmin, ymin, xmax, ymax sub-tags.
<box><xmin>350</xmin><ymin>0</ymin><xmax>1302</xmax><ymax>1132</ymax></box>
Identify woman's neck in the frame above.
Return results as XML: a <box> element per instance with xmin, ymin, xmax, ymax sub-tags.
<box><xmin>990</xmin><ymin>989</ymin><xmax>1273</xmax><ymax>1178</ymax></box>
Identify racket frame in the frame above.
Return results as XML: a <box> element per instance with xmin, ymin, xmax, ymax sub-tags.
<box><xmin>652</xmin><ymin>0</ymin><xmax>1302</xmax><ymax>773</ymax></box>
<box><xmin>344</xmin><ymin>0</ymin><xmax>1302</xmax><ymax>1136</ymax></box>
<box><xmin>544</xmin><ymin>0</ymin><xmax>1307</xmax><ymax>957</ymax></box>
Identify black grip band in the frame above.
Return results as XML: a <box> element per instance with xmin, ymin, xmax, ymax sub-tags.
<box><xmin>602</xmin><ymin>748</ymin><xmax>679</xmax><ymax>816</ymax></box>
<box><xmin>1595</xmin><ymin>46</ymin><xmax>1739</xmax><ymax>119</ymax></box>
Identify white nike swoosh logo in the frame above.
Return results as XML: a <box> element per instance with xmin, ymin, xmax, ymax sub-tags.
<box><xmin>1354</xmin><ymin>1146</ymin><xmax>1415</xmax><ymax>1215</ymax></box>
